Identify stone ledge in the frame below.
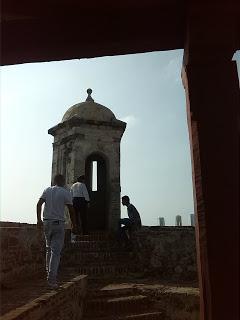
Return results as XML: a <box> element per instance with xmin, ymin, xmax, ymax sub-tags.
<box><xmin>1</xmin><ymin>275</ymin><xmax>88</xmax><ymax>320</ymax></box>
<box><xmin>143</xmin><ymin>226</ymin><xmax>195</xmax><ymax>232</ymax></box>
<box><xmin>132</xmin><ymin>227</ymin><xmax>197</xmax><ymax>282</ymax></box>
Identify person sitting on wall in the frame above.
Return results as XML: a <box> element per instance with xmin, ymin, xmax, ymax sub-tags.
<box><xmin>37</xmin><ymin>174</ymin><xmax>77</xmax><ymax>289</ymax></box>
<box><xmin>71</xmin><ymin>175</ymin><xmax>90</xmax><ymax>235</ymax></box>
<box><xmin>118</xmin><ymin>195</ymin><xmax>142</xmax><ymax>247</ymax></box>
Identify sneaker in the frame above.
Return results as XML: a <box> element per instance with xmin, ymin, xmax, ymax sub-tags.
<box><xmin>71</xmin><ymin>233</ymin><xmax>77</xmax><ymax>243</ymax></box>
<box><xmin>48</xmin><ymin>281</ymin><xmax>58</xmax><ymax>289</ymax></box>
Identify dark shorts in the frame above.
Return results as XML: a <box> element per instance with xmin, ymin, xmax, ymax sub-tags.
<box><xmin>73</xmin><ymin>197</ymin><xmax>88</xmax><ymax>233</ymax></box>
<box><xmin>73</xmin><ymin>197</ymin><xmax>87</xmax><ymax>209</ymax></box>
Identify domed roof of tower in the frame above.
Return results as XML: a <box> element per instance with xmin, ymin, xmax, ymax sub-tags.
<box><xmin>62</xmin><ymin>89</ymin><xmax>116</xmax><ymax>122</ymax></box>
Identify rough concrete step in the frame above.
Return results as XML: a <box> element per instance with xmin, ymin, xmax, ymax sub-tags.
<box><xmin>62</xmin><ymin>251</ymin><xmax>134</xmax><ymax>264</ymax></box>
<box><xmin>84</xmin><ymin>312</ymin><xmax>162</xmax><ymax>320</ymax></box>
<box><xmin>65</xmin><ymin>264</ymin><xmax>138</xmax><ymax>277</ymax></box>
<box><xmin>87</xmin><ymin>287</ymin><xmax>139</xmax><ymax>298</ymax></box>
<box><xmin>75</xmin><ymin>233</ymin><xmax>114</xmax><ymax>241</ymax></box>
<box><xmin>119</xmin><ymin>312</ymin><xmax>163</xmax><ymax>319</ymax></box>
<box><xmin>65</xmin><ymin>240</ymin><xmax>121</xmax><ymax>251</ymax></box>
<box><xmin>85</xmin><ymin>295</ymin><xmax>150</xmax><ymax>317</ymax></box>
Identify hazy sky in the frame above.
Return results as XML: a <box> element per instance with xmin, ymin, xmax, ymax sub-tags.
<box><xmin>1</xmin><ymin>50</ymin><xmax>239</xmax><ymax>226</ymax></box>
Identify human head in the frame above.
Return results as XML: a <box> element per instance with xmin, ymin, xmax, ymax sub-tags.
<box><xmin>122</xmin><ymin>195</ymin><xmax>130</xmax><ymax>206</ymax></box>
<box><xmin>77</xmin><ymin>175</ymin><xmax>85</xmax><ymax>183</ymax></box>
<box><xmin>53</xmin><ymin>174</ymin><xmax>65</xmax><ymax>187</ymax></box>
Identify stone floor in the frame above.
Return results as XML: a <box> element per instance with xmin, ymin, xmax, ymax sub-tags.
<box><xmin>0</xmin><ymin>232</ymin><xmax>199</xmax><ymax>319</ymax></box>
<box><xmin>0</xmin><ymin>275</ymin><xmax>199</xmax><ymax>319</ymax></box>
<box><xmin>83</xmin><ymin>278</ymin><xmax>199</xmax><ymax>320</ymax></box>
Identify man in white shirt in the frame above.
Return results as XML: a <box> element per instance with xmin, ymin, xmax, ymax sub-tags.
<box><xmin>71</xmin><ymin>175</ymin><xmax>90</xmax><ymax>235</ymax></box>
<box><xmin>37</xmin><ymin>174</ymin><xmax>77</xmax><ymax>288</ymax></box>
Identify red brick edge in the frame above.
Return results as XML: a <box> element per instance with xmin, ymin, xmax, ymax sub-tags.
<box><xmin>1</xmin><ymin>275</ymin><xmax>88</xmax><ymax>320</ymax></box>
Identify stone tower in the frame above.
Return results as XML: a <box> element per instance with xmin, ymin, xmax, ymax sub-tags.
<box><xmin>48</xmin><ymin>89</ymin><xmax>126</xmax><ymax>232</ymax></box>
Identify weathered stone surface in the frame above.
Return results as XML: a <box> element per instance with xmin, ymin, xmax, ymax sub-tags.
<box><xmin>62</xmin><ymin>101</ymin><xmax>116</xmax><ymax>123</ymax></box>
<box><xmin>0</xmin><ymin>223</ymin><xmax>199</xmax><ymax>319</ymax></box>
<box><xmin>48</xmin><ymin>91</ymin><xmax>126</xmax><ymax>232</ymax></box>
<box><xmin>1</xmin><ymin>275</ymin><xmax>87</xmax><ymax>320</ymax></box>
<box><xmin>132</xmin><ymin>227</ymin><xmax>197</xmax><ymax>281</ymax></box>
<box><xmin>136</xmin><ymin>284</ymin><xmax>199</xmax><ymax>320</ymax></box>
<box><xmin>0</xmin><ymin>226</ymin><xmax>45</xmax><ymax>287</ymax></box>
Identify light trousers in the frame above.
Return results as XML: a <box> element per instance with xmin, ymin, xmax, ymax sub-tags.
<box><xmin>43</xmin><ymin>220</ymin><xmax>65</xmax><ymax>283</ymax></box>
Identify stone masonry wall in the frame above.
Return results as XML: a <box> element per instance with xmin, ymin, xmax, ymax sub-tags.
<box><xmin>1</xmin><ymin>275</ymin><xmax>87</xmax><ymax>320</ymax></box>
<box><xmin>0</xmin><ymin>225</ymin><xmax>45</xmax><ymax>287</ymax></box>
<box><xmin>133</xmin><ymin>226</ymin><xmax>198</xmax><ymax>282</ymax></box>
<box><xmin>0</xmin><ymin>223</ymin><xmax>198</xmax><ymax>287</ymax></box>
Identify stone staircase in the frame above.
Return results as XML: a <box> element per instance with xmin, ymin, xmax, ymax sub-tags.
<box><xmin>62</xmin><ymin>232</ymin><xmax>139</xmax><ymax>278</ymax></box>
<box><xmin>61</xmin><ymin>233</ymin><xmax>164</xmax><ymax>319</ymax></box>
<box><xmin>84</xmin><ymin>284</ymin><xmax>163</xmax><ymax>320</ymax></box>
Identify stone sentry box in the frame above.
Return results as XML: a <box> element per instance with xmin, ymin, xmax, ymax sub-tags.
<box><xmin>48</xmin><ymin>89</ymin><xmax>126</xmax><ymax>232</ymax></box>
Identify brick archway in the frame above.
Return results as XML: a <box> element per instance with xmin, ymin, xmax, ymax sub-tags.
<box><xmin>1</xmin><ymin>1</ymin><xmax>239</xmax><ymax>319</ymax></box>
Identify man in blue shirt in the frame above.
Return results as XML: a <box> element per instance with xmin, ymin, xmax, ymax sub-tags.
<box><xmin>118</xmin><ymin>195</ymin><xmax>142</xmax><ymax>247</ymax></box>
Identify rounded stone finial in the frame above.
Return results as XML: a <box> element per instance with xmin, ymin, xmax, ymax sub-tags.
<box><xmin>86</xmin><ymin>88</ymin><xmax>94</xmax><ymax>102</ymax></box>
<box><xmin>87</xmin><ymin>88</ymin><xmax>92</xmax><ymax>95</ymax></box>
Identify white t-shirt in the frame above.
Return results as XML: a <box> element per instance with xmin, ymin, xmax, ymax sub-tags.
<box><xmin>40</xmin><ymin>186</ymin><xmax>73</xmax><ymax>221</ymax></box>
<box><xmin>70</xmin><ymin>182</ymin><xmax>90</xmax><ymax>201</ymax></box>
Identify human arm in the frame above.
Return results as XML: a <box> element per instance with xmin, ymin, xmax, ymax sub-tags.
<box><xmin>36</xmin><ymin>198</ymin><xmax>45</xmax><ymax>227</ymax></box>
<box><xmin>70</xmin><ymin>184</ymin><xmax>74</xmax><ymax>197</ymax></box>
<box><xmin>66</xmin><ymin>204</ymin><xmax>78</xmax><ymax>234</ymax></box>
<box><xmin>82</xmin><ymin>183</ymin><xmax>90</xmax><ymax>202</ymax></box>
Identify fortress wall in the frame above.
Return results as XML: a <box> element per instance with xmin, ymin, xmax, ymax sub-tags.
<box><xmin>0</xmin><ymin>224</ymin><xmax>44</xmax><ymax>287</ymax></box>
<box><xmin>0</xmin><ymin>223</ymin><xmax>197</xmax><ymax>286</ymax></box>
<box><xmin>133</xmin><ymin>226</ymin><xmax>197</xmax><ymax>282</ymax></box>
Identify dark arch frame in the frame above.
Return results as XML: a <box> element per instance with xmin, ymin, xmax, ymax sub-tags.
<box><xmin>1</xmin><ymin>2</ymin><xmax>239</xmax><ymax>318</ymax></box>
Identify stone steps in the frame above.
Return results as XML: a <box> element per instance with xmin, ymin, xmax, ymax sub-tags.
<box><xmin>85</xmin><ymin>295</ymin><xmax>150</xmax><ymax>317</ymax></box>
<box><xmin>75</xmin><ymin>233</ymin><xmax>114</xmax><ymax>241</ymax></box>
<box><xmin>65</xmin><ymin>264</ymin><xmax>138</xmax><ymax>278</ymax></box>
<box><xmin>87</xmin><ymin>287</ymin><xmax>139</xmax><ymax>299</ymax></box>
<box><xmin>84</xmin><ymin>311</ymin><xmax>163</xmax><ymax>320</ymax></box>
<box><xmin>119</xmin><ymin>312</ymin><xmax>163</xmax><ymax>319</ymax></box>
<box><xmin>62</xmin><ymin>233</ymin><xmax>139</xmax><ymax>278</ymax></box>
<box><xmin>63</xmin><ymin>233</ymin><xmax>163</xmax><ymax>320</ymax></box>
<box><xmin>65</xmin><ymin>240</ymin><xmax>121</xmax><ymax>251</ymax></box>
<box><xmin>83</xmin><ymin>283</ymin><xmax>164</xmax><ymax>320</ymax></box>
<box><xmin>62</xmin><ymin>250</ymin><xmax>134</xmax><ymax>264</ymax></box>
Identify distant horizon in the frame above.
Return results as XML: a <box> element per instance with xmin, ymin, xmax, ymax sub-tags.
<box><xmin>1</xmin><ymin>50</ymin><xmax>239</xmax><ymax>226</ymax></box>
<box><xmin>0</xmin><ymin>220</ymin><xmax>195</xmax><ymax>227</ymax></box>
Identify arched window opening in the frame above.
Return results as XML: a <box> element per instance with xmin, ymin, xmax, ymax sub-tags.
<box><xmin>92</xmin><ymin>161</ymin><xmax>98</xmax><ymax>191</ymax></box>
<box><xmin>85</xmin><ymin>153</ymin><xmax>108</xmax><ymax>231</ymax></box>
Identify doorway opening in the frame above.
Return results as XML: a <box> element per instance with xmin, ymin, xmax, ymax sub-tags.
<box><xmin>85</xmin><ymin>153</ymin><xmax>108</xmax><ymax>231</ymax></box>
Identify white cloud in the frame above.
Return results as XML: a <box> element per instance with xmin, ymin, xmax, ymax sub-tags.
<box><xmin>120</xmin><ymin>115</ymin><xmax>139</xmax><ymax>128</ymax></box>
<box><xmin>232</xmin><ymin>50</ymin><xmax>240</xmax><ymax>61</ymax></box>
<box><xmin>161</xmin><ymin>56</ymin><xmax>182</xmax><ymax>83</ymax></box>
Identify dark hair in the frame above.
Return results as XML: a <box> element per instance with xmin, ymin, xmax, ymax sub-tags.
<box><xmin>122</xmin><ymin>195</ymin><xmax>130</xmax><ymax>202</ymax></box>
<box><xmin>54</xmin><ymin>174</ymin><xmax>65</xmax><ymax>186</ymax></box>
<box><xmin>77</xmin><ymin>175</ymin><xmax>85</xmax><ymax>182</ymax></box>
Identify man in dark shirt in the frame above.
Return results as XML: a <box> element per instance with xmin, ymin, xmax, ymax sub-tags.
<box><xmin>70</xmin><ymin>175</ymin><xmax>90</xmax><ymax>235</ymax></box>
<box><xmin>118</xmin><ymin>195</ymin><xmax>142</xmax><ymax>247</ymax></box>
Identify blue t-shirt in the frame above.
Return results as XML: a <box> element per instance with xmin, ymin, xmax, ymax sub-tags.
<box><xmin>127</xmin><ymin>203</ymin><xmax>142</xmax><ymax>227</ymax></box>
